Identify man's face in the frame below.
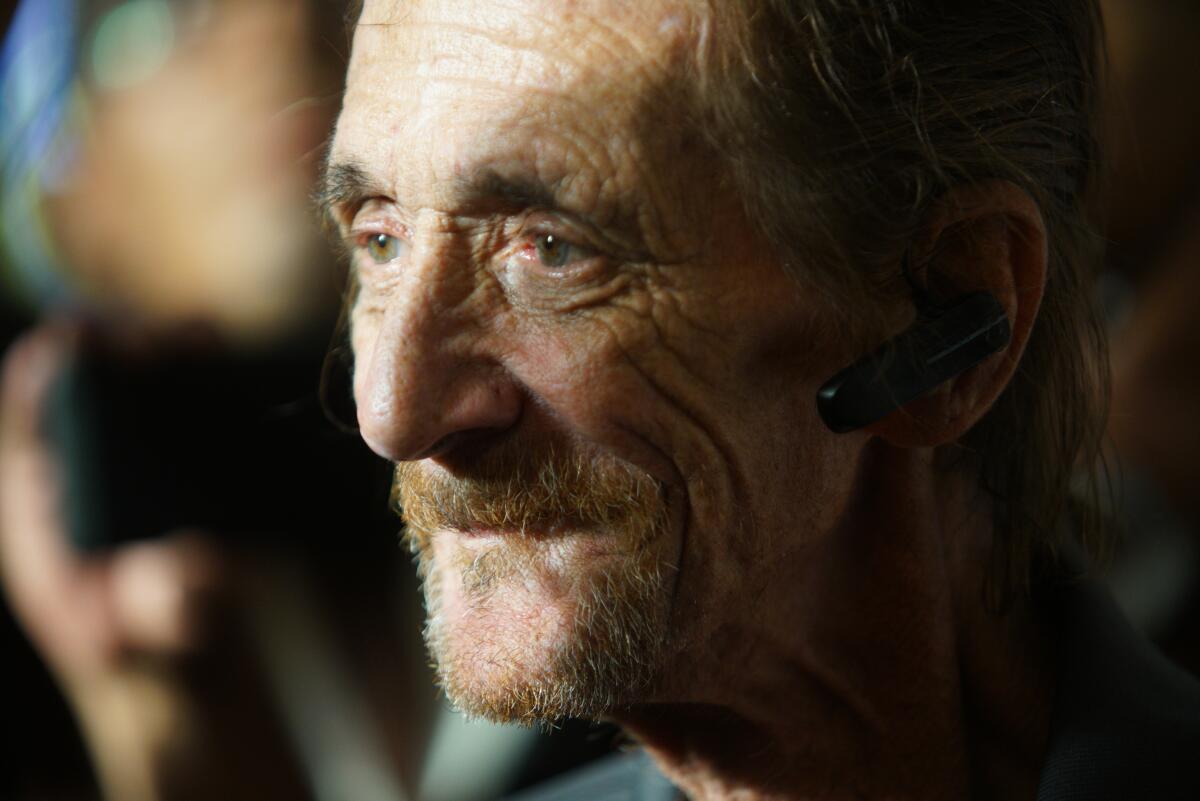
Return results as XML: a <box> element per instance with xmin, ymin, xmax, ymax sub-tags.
<box><xmin>328</xmin><ymin>0</ymin><xmax>859</xmax><ymax>722</ymax></box>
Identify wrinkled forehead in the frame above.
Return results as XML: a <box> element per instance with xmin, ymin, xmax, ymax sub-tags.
<box><xmin>335</xmin><ymin>0</ymin><xmax>704</xmax><ymax>171</ymax></box>
<box><xmin>351</xmin><ymin>0</ymin><xmax>699</xmax><ymax>76</ymax></box>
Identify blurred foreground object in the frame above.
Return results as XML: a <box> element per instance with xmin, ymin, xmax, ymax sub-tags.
<box><xmin>0</xmin><ymin>319</ymin><xmax>428</xmax><ymax>801</ymax></box>
<box><xmin>2</xmin><ymin>0</ymin><xmax>341</xmax><ymax>341</ymax></box>
<box><xmin>0</xmin><ymin>2</ymin><xmax>435</xmax><ymax>799</ymax></box>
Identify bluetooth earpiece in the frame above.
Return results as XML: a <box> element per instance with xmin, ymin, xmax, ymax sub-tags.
<box><xmin>816</xmin><ymin>288</ymin><xmax>1011</xmax><ymax>435</ymax></box>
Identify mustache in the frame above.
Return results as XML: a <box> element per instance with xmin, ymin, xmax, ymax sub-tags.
<box><xmin>392</xmin><ymin>433</ymin><xmax>666</xmax><ymax>543</ymax></box>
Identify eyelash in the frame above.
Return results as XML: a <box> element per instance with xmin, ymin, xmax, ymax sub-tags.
<box><xmin>345</xmin><ymin>214</ymin><xmax>603</xmax><ymax>279</ymax></box>
<box><xmin>518</xmin><ymin>231</ymin><xmax>593</xmax><ymax>269</ymax></box>
<box><xmin>348</xmin><ymin>219</ymin><xmax>409</xmax><ymax>268</ymax></box>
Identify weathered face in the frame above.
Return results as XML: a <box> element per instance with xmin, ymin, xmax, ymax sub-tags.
<box><xmin>327</xmin><ymin>0</ymin><xmax>859</xmax><ymax>723</ymax></box>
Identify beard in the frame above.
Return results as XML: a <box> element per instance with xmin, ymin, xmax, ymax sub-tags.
<box><xmin>393</xmin><ymin>431</ymin><xmax>673</xmax><ymax>726</ymax></box>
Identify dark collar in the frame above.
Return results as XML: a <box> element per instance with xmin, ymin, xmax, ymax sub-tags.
<box><xmin>1035</xmin><ymin>568</ymin><xmax>1200</xmax><ymax>801</ymax></box>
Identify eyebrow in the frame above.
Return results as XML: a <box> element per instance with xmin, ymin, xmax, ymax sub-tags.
<box><xmin>316</xmin><ymin>160</ymin><xmax>382</xmax><ymax>232</ymax></box>
<box><xmin>317</xmin><ymin>159</ymin><xmax>579</xmax><ymax>231</ymax></box>
<box><xmin>468</xmin><ymin>170</ymin><xmax>560</xmax><ymax>211</ymax></box>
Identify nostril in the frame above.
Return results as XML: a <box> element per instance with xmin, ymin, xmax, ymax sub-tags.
<box><xmin>356</xmin><ymin>349</ymin><xmax>526</xmax><ymax>463</ymax></box>
<box><xmin>415</xmin><ymin>430</ymin><xmax>472</xmax><ymax>461</ymax></box>
<box><xmin>357</xmin><ymin>397</ymin><xmax>522</xmax><ymax>463</ymax></box>
<box><xmin>418</xmin><ymin>425</ymin><xmax>512</xmax><ymax>464</ymax></box>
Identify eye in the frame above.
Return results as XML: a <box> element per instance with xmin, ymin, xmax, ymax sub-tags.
<box><xmin>363</xmin><ymin>233</ymin><xmax>401</xmax><ymax>264</ymax></box>
<box><xmin>500</xmin><ymin>228</ymin><xmax>615</xmax><ymax>310</ymax></box>
<box><xmin>533</xmin><ymin>233</ymin><xmax>581</xmax><ymax>269</ymax></box>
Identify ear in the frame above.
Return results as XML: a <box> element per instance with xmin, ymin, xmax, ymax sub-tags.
<box><xmin>868</xmin><ymin>181</ymin><xmax>1047</xmax><ymax>447</ymax></box>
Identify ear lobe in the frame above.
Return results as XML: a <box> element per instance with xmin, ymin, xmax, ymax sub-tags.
<box><xmin>868</xmin><ymin>181</ymin><xmax>1047</xmax><ymax>448</ymax></box>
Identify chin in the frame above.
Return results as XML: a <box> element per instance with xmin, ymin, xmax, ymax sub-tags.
<box><xmin>419</xmin><ymin>527</ymin><xmax>672</xmax><ymax>725</ymax></box>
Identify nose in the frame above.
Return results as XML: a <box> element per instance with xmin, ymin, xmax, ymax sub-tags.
<box><xmin>353</xmin><ymin>274</ymin><xmax>522</xmax><ymax>463</ymax></box>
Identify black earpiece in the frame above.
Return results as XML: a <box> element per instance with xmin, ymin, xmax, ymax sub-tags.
<box><xmin>816</xmin><ymin>291</ymin><xmax>1010</xmax><ymax>434</ymax></box>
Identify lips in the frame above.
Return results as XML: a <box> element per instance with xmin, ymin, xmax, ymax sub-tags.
<box><xmin>392</xmin><ymin>431</ymin><xmax>671</xmax><ymax>561</ymax></box>
<box><xmin>453</xmin><ymin>516</ymin><xmax>590</xmax><ymax>538</ymax></box>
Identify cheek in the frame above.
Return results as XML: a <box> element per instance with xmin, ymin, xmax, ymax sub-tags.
<box><xmin>513</xmin><ymin>341</ymin><xmax>626</xmax><ymax>467</ymax></box>
<box><xmin>520</xmin><ymin>325</ymin><xmax>616</xmax><ymax>402</ymax></box>
<box><xmin>497</xmin><ymin>308</ymin><xmax>698</xmax><ymax>499</ymax></box>
<box><xmin>507</xmin><ymin>310</ymin><xmax>663</xmax><ymax>434</ymax></box>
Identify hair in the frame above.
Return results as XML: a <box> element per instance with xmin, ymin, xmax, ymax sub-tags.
<box><xmin>685</xmin><ymin>0</ymin><xmax>1111</xmax><ymax>598</ymax></box>
<box><xmin>337</xmin><ymin>0</ymin><xmax>1112</xmax><ymax>599</ymax></box>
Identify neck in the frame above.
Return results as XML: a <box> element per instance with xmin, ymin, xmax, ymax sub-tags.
<box><xmin>612</xmin><ymin>441</ymin><xmax>1056</xmax><ymax>801</ymax></box>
